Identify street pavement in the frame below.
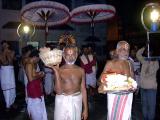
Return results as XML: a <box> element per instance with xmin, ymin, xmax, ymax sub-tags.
<box><xmin>0</xmin><ymin>82</ymin><xmax>160</xmax><ymax>120</ymax></box>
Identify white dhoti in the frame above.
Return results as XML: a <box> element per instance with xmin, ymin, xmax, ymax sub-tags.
<box><xmin>3</xmin><ymin>89</ymin><xmax>16</xmax><ymax>108</ymax></box>
<box><xmin>107</xmin><ymin>93</ymin><xmax>133</xmax><ymax>120</ymax></box>
<box><xmin>0</xmin><ymin>66</ymin><xmax>16</xmax><ymax>108</ymax></box>
<box><xmin>54</xmin><ymin>92</ymin><xmax>82</xmax><ymax>120</ymax></box>
<box><xmin>44</xmin><ymin>67</ymin><xmax>54</xmax><ymax>95</ymax></box>
<box><xmin>27</xmin><ymin>96</ymin><xmax>48</xmax><ymax>120</ymax></box>
<box><xmin>86</xmin><ymin>72</ymin><xmax>97</xmax><ymax>88</ymax></box>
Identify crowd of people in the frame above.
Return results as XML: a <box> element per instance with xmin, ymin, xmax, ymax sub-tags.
<box><xmin>0</xmin><ymin>36</ymin><xmax>159</xmax><ymax>120</ymax></box>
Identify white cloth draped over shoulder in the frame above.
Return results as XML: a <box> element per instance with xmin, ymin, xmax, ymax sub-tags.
<box><xmin>54</xmin><ymin>92</ymin><xmax>82</xmax><ymax>120</ymax></box>
<box><xmin>80</xmin><ymin>54</ymin><xmax>97</xmax><ymax>88</ymax></box>
<box><xmin>80</xmin><ymin>54</ymin><xmax>96</xmax><ymax>73</ymax></box>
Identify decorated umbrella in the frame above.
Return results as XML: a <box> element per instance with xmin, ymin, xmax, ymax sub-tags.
<box><xmin>20</xmin><ymin>1</ymin><xmax>70</xmax><ymax>43</ymax></box>
<box><xmin>70</xmin><ymin>4</ymin><xmax>116</xmax><ymax>42</ymax></box>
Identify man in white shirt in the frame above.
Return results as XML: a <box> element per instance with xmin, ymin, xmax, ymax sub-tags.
<box><xmin>136</xmin><ymin>47</ymin><xmax>159</xmax><ymax>120</ymax></box>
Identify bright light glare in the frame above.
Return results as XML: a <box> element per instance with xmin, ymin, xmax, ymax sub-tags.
<box><xmin>150</xmin><ymin>9</ymin><xmax>159</xmax><ymax>22</ymax></box>
<box><xmin>23</xmin><ymin>25</ymin><xmax>30</xmax><ymax>34</ymax></box>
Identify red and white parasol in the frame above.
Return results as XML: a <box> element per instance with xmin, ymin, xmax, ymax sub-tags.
<box><xmin>70</xmin><ymin>4</ymin><xmax>116</xmax><ymax>41</ymax></box>
<box><xmin>70</xmin><ymin>4</ymin><xmax>116</xmax><ymax>24</ymax></box>
<box><xmin>20</xmin><ymin>1</ymin><xmax>70</xmax><ymax>43</ymax></box>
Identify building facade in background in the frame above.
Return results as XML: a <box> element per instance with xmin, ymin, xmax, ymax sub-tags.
<box><xmin>0</xmin><ymin>0</ymin><xmax>108</xmax><ymax>59</ymax></box>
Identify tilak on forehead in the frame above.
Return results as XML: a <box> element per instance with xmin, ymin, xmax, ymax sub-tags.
<box><xmin>116</xmin><ymin>41</ymin><xmax>130</xmax><ymax>50</ymax></box>
<box><xmin>63</xmin><ymin>46</ymin><xmax>78</xmax><ymax>54</ymax></box>
<box><xmin>67</xmin><ymin>49</ymin><xmax>74</xmax><ymax>54</ymax></box>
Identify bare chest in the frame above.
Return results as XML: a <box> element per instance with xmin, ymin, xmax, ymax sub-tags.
<box><xmin>60</xmin><ymin>69</ymin><xmax>82</xmax><ymax>84</ymax></box>
<box><xmin>110</xmin><ymin>61</ymin><xmax>131</xmax><ymax>74</ymax></box>
<box><xmin>0</xmin><ymin>53</ymin><xmax>13</xmax><ymax>65</ymax></box>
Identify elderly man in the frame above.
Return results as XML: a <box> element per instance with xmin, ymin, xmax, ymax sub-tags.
<box><xmin>99</xmin><ymin>41</ymin><xmax>134</xmax><ymax>120</ymax></box>
<box><xmin>0</xmin><ymin>40</ymin><xmax>16</xmax><ymax>111</ymax></box>
<box><xmin>50</xmin><ymin>45</ymin><xmax>88</xmax><ymax>120</ymax></box>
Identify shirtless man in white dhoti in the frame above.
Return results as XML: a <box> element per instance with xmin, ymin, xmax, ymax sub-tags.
<box><xmin>25</xmin><ymin>49</ymin><xmax>47</xmax><ymax>120</ymax></box>
<box><xmin>50</xmin><ymin>45</ymin><xmax>88</xmax><ymax>120</ymax></box>
<box><xmin>99</xmin><ymin>41</ymin><xmax>134</xmax><ymax>120</ymax></box>
<box><xmin>0</xmin><ymin>40</ymin><xmax>16</xmax><ymax>111</ymax></box>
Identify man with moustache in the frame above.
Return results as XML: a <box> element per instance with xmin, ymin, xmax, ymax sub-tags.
<box><xmin>99</xmin><ymin>41</ymin><xmax>135</xmax><ymax>120</ymax></box>
<box><xmin>50</xmin><ymin>45</ymin><xmax>88</xmax><ymax>120</ymax></box>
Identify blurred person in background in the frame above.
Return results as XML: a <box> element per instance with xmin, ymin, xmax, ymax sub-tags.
<box><xmin>136</xmin><ymin>46</ymin><xmax>159</xmax><ymax>120</ymax></box>
<box><xmin>80</xmin><ymin>45</ymin><xmax>97</xmax><ymax>96</ymax></box>
<box><xmin>43</xmin><ymin>43</ymin><xmax>54</xmax><ymax>97</ymax></box>
<box><xmin>0</xmin><ymin>40</ymin><xmax>16</xmax><ymax>111</ymax></box>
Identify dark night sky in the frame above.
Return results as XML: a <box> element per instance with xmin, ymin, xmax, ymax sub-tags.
<box><xmin>108</xmin><ymin>0</ymin><xmax>145</xmax><ymax>31</ymax></box>
<box><xmin>107</xmin><ymin>0</ymin><xmax>160</xmax><ymax>31</ymax></box>
<box><xmin>108</xmin><ymin>0</ymin><xmax>160</xmax><ymax>56</ymax></box>
<box><xmin>3</xmin><ymin>0</ymin><xmax>160</xmax><ymax>34</ymax></box>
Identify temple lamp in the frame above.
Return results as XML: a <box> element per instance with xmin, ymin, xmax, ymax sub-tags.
<box><xmin>141</xmin><ymin>3</ymin><xmax>160</xmax><ymax>58</ymax></box>
<box><xmin>17</xmin><ymin>23</ymin><xmax>35</xmax><ymax>40</ymax></box>
<box><xmin>17</xmin><ymin>23</ymin><xmax>35</xmax><ymax>54</ymax></box>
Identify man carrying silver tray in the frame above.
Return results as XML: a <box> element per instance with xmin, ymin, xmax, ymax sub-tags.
<box><xmin>99</xmin><ymin>41</ymin><xmax>136</xmax><ymax>120</ymax></box>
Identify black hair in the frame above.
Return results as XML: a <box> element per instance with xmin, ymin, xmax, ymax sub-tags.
<box><xmin>81</xmin><ymin>44</ymin><xmax>88</xmax><ymax>49</ymax></box>
<box><xmin>22</xmin><ymin>45</ymin><xmax>35</xmax><ymax>55</ymax></box>
<box><xmin>1</xmin><ymin>40</ymin><xmax>8</xmax><ymax>45</ymax></box>
<box><xmin>29</xmin><ymin>49</ymin><xmax>39</xmax><ymax>58</ymax></box>
<box><xmin>1</xmin><ymin>40</ymin><xmax>12</xmax><ymax>50</ymax></box>
<box><xmin>45</xmin><ymin>43</ymin><xmax>56</xmax><ymax>50</ymax></box>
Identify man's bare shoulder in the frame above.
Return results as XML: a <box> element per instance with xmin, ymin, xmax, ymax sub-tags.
<box><xmin>109</xmin><ymin>59</ymin><xmax>127</xmax><ymax>64</ymax></box>
<box><xmin>60</xmin><ymin>64</ymin><xmax>80</xmax><ymax>69</ymax></box>
<box><xmin>77</xmin><ymin>65</ymin><xmax>85</xmax><ymax>72</ymax></box>
<box><xmin>106</xmin><ymin>59</ymin><xmax>118</xmax><ymax>65</ymax></box>
<box><xmin>112</xmin><ymin>60</ymin><xmax>130</xmax><ymax>68</ymax></box>
<box><xmin>106</xmin><ymin>60</ymin><xmax>112</xmax><ymax>64</ymax></box>
<box><xmin>74</xmin><ymin>64</ymin><xmax>83</xmax><ymax>69</ymax></box>
<box><xmin>25</xmin><ymin>63</ymin><xmax>33</xmax><ymax>68</ymax></box>
<box><xmin>119</xmin><ymin>60</ymin><xmax>129</xmax><ymax>65</ymax></box>
<box><xmin>105</xmin><ymin>59</ymin><xmax>127</xmax><ymax>69</ymax></box>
